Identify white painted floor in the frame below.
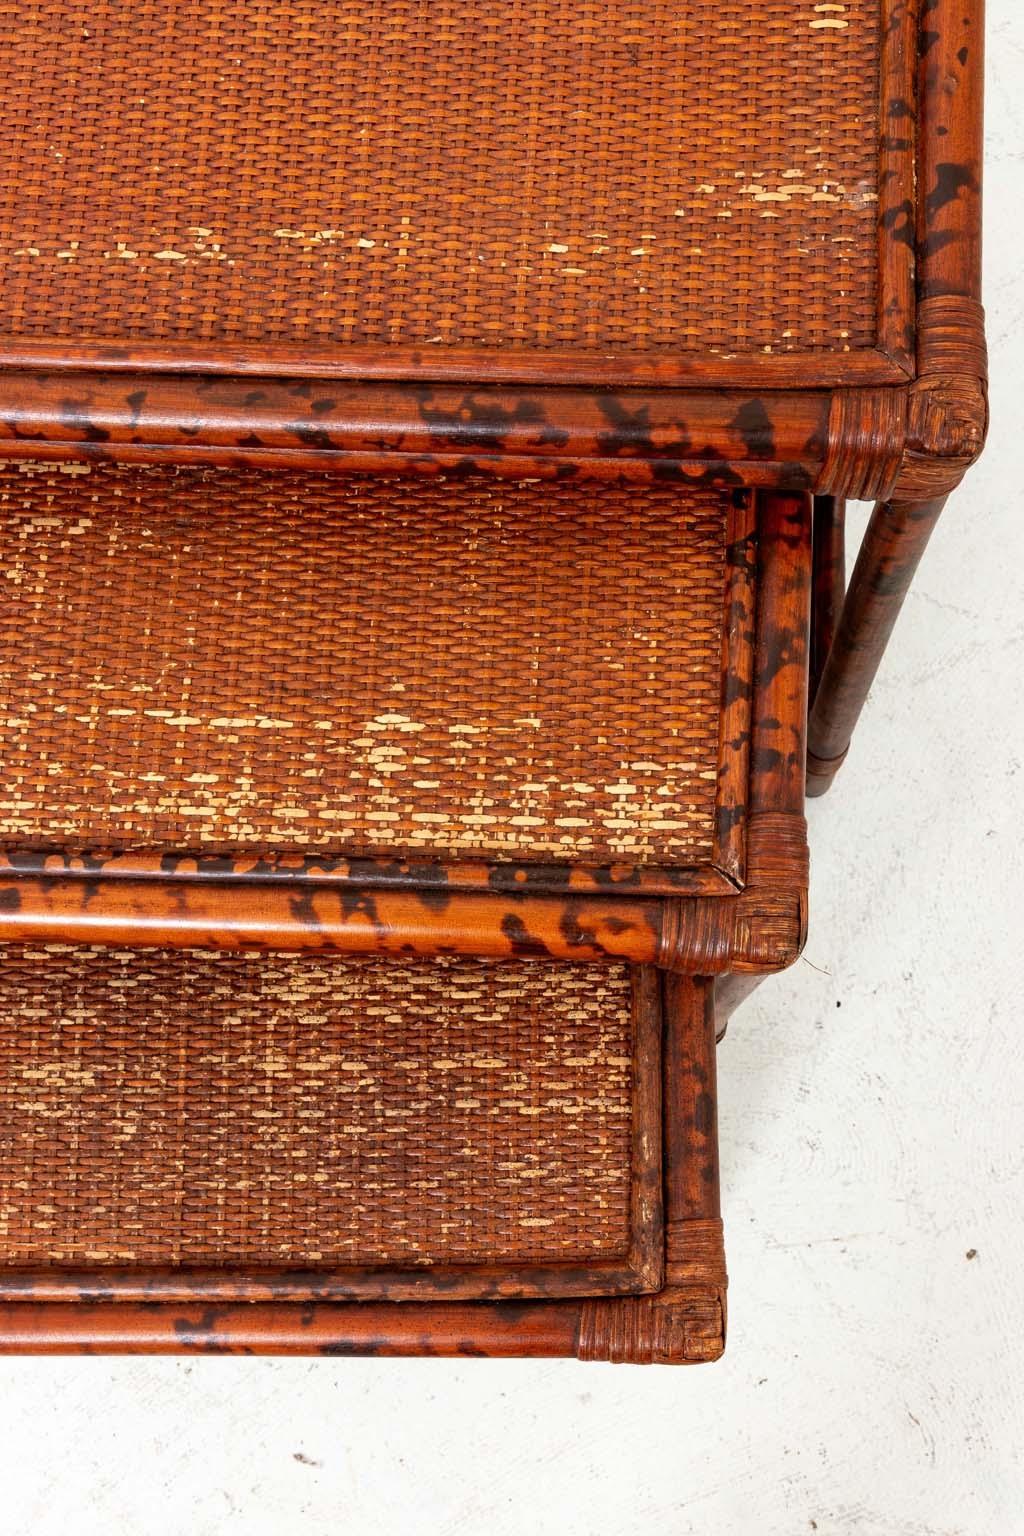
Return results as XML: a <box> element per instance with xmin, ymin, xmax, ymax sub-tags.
<box><xmin>2</xmin><ymin>7</ymin><xmax>1022</xmax><ymax>1533</ymax></box>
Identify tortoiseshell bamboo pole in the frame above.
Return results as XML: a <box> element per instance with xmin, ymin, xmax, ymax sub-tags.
<box><xmin>809</xmin><ymin>496</ymin><xmax>846</xmax><ymax>709</ymax></box>
<box><xmin>807</xmin><ymin>0</ymin><xmax>986</xmax><ymax>794</ymax></box>
<box><xmin>807</xmin><ymin>493</ymin><xmax>947</xmax><ymax>792</ymax></box>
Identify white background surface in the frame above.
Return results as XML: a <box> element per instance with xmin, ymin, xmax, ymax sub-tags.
<box><xmin>2</xmin><ymin>6</ymin><xmax>1022</xmax><ymax>1532</ymax></box>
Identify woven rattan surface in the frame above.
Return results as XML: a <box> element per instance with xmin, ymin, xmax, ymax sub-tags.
<box><xmin>0</xmin><ymin>463</ymin><xmax>727</xmax><ymax>871</ymax></box>
<box><xmin>0</xmin><ymin>0</ymin><xmax>879</xmax><ymax>358</ymax></box>
<box><xmin>0</xmin><ymin>947</ymin><xmax>637</xmax><ymax>1270</ymax></box>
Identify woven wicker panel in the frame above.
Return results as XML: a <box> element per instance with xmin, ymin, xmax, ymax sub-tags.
<box><xmin>0</xmin><ymin>0</ymin><xmax>879</xmax><ymax>356</ymax></box>
<box><xmin>0</xmin><ymin>947</ymin><xmax>636</xmax><ymax>1268</ymax></box>
<box><xmin>0</xmin><ymin>463</ymin><xmax>726</xmax><ymax>869</ymax></box>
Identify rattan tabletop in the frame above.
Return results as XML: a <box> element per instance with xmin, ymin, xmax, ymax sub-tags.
<box><xmin>0</xmin><ymin>947</ymin><xmax>659</xmax><ymax>1298</ymax></box>
<box><xmin>0</xmin><ymin>0</ymin><xmax>900</xmax><ymax>386</ymax></box>
<box><xmin>0</xmin><ymin>462</ymin><xmax>745</xmax><ymax>895</ymax></box>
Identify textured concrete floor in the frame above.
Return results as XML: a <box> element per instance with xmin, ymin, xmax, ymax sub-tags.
<box><xmin>2</xmin><ymin>8</ymin><xmax>1022</xmax><ymax>1534</ymax></box>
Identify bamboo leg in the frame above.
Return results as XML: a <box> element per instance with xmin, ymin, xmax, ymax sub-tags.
<box><xmin>810</xmin><ymin>495</ymin><xmax>846</xmax><ymax>709</ymax></box>
<box><xmin>806</xmin><ymin>494</ymin><xmax>948</xmax><ymax>795</ymax></box>
<box><xmin>713</xmin><ymin>972</ymin><xmax>766</xmax><ymax>1037</ymax></box>
<box><xmin>577</xmin><ymin>976</ymin><xmax>727</xmax><ymax>1364</ymax></box>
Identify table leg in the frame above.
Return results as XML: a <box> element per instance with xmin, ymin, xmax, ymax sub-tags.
<box><xmin>806</xmin><ymin>494</ymin><xmax>948</xmax><ymax>795</ymax></box>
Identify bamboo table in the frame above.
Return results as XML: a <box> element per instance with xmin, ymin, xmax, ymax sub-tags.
<box><xmin>0</xmin><ymin>0</ymin><xmax>986</xmax><ymax>1359</ymax></box>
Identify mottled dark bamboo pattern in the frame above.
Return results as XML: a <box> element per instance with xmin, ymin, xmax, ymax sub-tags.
<box><xmin>808</xmin><ymin>0</ymin><xmax>987</xmax><ymax>790</ymax></box>
<box><xmin>0</xmin><ymin>370</ymin><xmax>836</xmax><ymax>487</ymax></box>
<box><xmin>579</xmin><ymin>973</ymin><xmax>725</xmax><ymax>1363</ymax></box>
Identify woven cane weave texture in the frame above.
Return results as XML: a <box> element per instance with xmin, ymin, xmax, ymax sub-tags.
<box><xmin>0</xmin><ymin>463</ymin><xmax>726</xmax><ymax>868</ymax></box>
<box><xmin>0</xmin><ymin>947</ymin><xmax>636</xmax><ymax>1268</ymax></box>
<box><xmin>0</xmin><ymin>0</ymin><xmax>880</xmax><ymax>356</ymax></box>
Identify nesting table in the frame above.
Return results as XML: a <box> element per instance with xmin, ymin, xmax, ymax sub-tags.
<box><xmin>0</xmin><ymin>0</ymin><xmax>986</xmax><ymax>1359</ymax></box>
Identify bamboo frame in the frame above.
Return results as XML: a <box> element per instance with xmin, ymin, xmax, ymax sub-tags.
<box><xmin>0</xmin><ymin>2</ymin><xmax>984</xmax><ymax>513</ymax></box>
<box><xmin>0</xmin><ymin>976</ymin><xmax>726</xmax><ymax>1363</ymax></box>
<box><xmin>0</xmin><ymin>492</ymin><xmax>810</xmax><ymax>975</ymax></box>
<box><xmin>808</xmin><ymin>0</ymin><xmax>987</xmax><ymax>791</ymax></box>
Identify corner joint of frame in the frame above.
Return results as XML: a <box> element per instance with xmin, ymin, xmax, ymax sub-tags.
<box><xmin>891</xmin><ymin>370</ymin><xmax>988</xmax><ymax>501</ymax></box>
<box><xmin>577</xmin><ymin>1287</ymin><xmax>727</xmax><ymax>1365</ymax></box>
<box><xmin>657</xmin><ymin>815</ymin><xmax>808</xmax><ymax>977</ymax></box>
<box><xmin>816</xmin><ymin>297</ymin><xmax>988</xmax><ymax>503</ymax></box>
<box><xmin>892</xmin><ymin>294</ymin><xmax>989</xmax><ymax>502</ymax></box>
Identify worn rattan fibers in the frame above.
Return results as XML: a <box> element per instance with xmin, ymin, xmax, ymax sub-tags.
<box><xmin>0</xmin><ymin>462</ymin><xmax>727</xmax><ymax>869</ymax></box>
<box><xmin>0</xmin><ymin>947</ymin><xmax>636</xmax><ymax>1268</ymax></box>
<box><xmin>0</xmin><ymin>0</ymin><xmax>880</xmax><ymax>356</ymax></box>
